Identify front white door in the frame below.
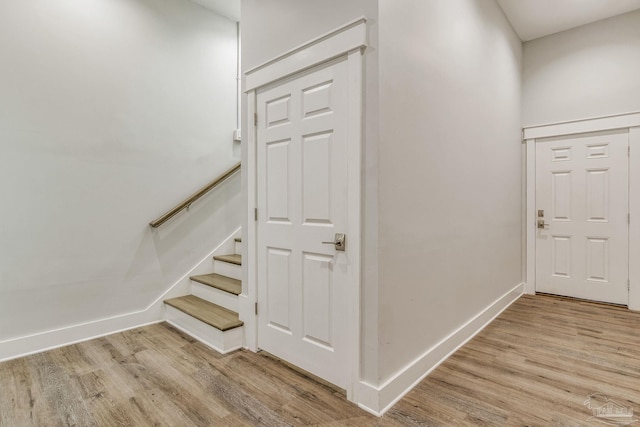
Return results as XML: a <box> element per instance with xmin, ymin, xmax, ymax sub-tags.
<box><xmin>256</xmin><ymin>59</ymin><xmax>350</xmax><ymax>388</ymax></box>
<box><xmin>535</xmin><ymin>130</ymin><xmax>629</xmax><ymax>304</ymax></box>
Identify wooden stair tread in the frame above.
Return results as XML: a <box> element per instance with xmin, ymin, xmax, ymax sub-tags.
<box><xmin>213</xmin><ymin>254</ymin><xmax>241</xmax><ymax>265</ymax></box>
<box><xmin>190</xmin><ymin>273</ymin><xmax>241</xmax><ymax>295</ymax></box>
<box><xmin>164</xmin><ymin>295</ymin><xmax>243</xmax><ymax>331</ymax></box>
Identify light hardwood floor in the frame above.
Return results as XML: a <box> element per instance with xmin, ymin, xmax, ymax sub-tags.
<box><xmin>2</xmin><ymin>294</ymin><xmax>640</xmax><ymax>426</ymax></box>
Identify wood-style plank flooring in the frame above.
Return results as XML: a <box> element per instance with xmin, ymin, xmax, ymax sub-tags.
<box><xmin>2</xmin><ymin>294</ymin><xmax>640</xmax><ymax>426</ymax></box>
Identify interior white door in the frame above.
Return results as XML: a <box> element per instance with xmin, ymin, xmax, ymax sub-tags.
<box><xmin>256</xmin><ymin>59</ymin><xmax>349</xmax><ymax>388</ymax></box>
<box><xmin>535</xmin><ymin>130</ymin><xmax>629</xmax><ymax>304</ymax></box>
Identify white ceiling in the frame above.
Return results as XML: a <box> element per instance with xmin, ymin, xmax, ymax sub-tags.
<box><xmin>497</xmin><ymin>0</ymin><xmax>640</xmax><ymax>41</ymax></box>
<box><xmin>189</xmin><ymin>0</ymin><xmax>240</xmax><ymax>22</ymax></box>
<box><xmin>190</xmin><ymin>0</ymin><xmax>640</xmax><ymax>41</ymax></box>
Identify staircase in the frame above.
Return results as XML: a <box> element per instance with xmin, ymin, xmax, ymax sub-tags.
<box><xmin>164</xmin><ymin>237</ymin><xmax>244</xmax><ymax>353</ymax></box>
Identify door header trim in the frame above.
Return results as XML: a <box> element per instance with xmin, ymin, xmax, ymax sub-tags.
<box><xmin>245</xmin><ymin>17</ymin><xmax>367</xmax><ymax>91</ymax></box>
<box><xmin>523</xmin><ymin>111</ymin><xmax>640</xmax><ymax>140</ymax></box>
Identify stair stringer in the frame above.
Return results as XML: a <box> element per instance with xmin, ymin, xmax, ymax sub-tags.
<box><xmin>159</xmin><ymin>226</ymin><xmax>242</xmax><ymax>303</ymax></box>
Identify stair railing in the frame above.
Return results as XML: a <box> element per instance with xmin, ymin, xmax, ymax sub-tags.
<box><xmin>149</xmin><ymin>162</ymin><xmax>241</xmax><ymax>228</ymax></box>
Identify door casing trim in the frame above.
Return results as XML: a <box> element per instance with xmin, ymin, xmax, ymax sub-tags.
<box><xmin>245</xmin><ymin>17</ymin><xmax>367</xmax><ymax>92</ymax></box>
<box><xmin>524</xmin><ymin>112</ymin><xmax>640</xmax><ymax>310</ymax></box>
<box><xmin>243</xmin><ymin>18</ymin><xmax>366</xmax><ymax>403</ymax></box>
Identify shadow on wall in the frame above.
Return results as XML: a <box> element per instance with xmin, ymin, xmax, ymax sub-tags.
<box><xmin>129</xmin><ymin>172</ymin><xmax>242</xmax><ymax>300</ymax></box>
<box><xmin>0</xmin><ymin>172</ymin><xmax>242</xmax><ymax>342</ymax></box>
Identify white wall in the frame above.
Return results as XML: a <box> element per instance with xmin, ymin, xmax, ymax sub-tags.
<box><xmin>241</xmin><ymin>0</ymin><xmax>376</xmax><ymax>71</ymax></box>
<box><xmin>240</xmin><ymin>0</ymin><xmax>382</xmax><ymax>384</ymax></box>
<box><xmin>523</xmin><ymin>9</ymin><xmax>640</xmax><ymax>126</ymax></box>
<box><xmin>377</xmin><ymin>0</ymin><xmax>523</xmax><ymax>383</ymax></box>
<box><xmin>0</xmin><ymin>0</ymin><xmax>240</xmax><ymax>348</ymax></box>
<box><xmin>241</xmin><ymin>0</ymin><xmax>523</xmax><ymax>408</ymax></box>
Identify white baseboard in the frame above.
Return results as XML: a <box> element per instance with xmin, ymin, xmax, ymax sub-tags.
<box><xmin>0</xmin><ymin>227</ymin><xmax>241</xmax><ymax>362</ymax></box>
<box><xmin>0</xmin><ymin>314</ymin><xmax>165</xmax><ymax>364</ymax></box>
<box><xmin>357</xmin><ymin>283</ymin><xmax>524</xmax><ymax>416</ymax></box>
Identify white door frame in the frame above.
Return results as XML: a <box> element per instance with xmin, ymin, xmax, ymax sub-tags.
<box><xmin>241</xmin><ymin>17</ymin><xmax>366</xmax><ymax>402</ymax></box>
<box><xmin>524</xmin><ymin>111</ymin><xmax>640</xmax><ymax>310</ymax></box>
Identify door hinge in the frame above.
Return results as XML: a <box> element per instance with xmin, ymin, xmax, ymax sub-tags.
<box><xmin>628</xmin><ymin>280</ymin><xmax>631</xmax><ymax>291</ymax></box>
<box><xmin>629</xmin><ymin>213</ymin><xmax>631</xmax><ymax>225</ymax></box>
<box><xmin>255</xmin><ymin>302</ymin><xmax>258</xmax><ymax>315</ymax></box>
<box><xmin>254</xmin><ymin>112</ymin><xmax>258</xmax><ymax>127</ymax></box>
<box><xmin>254</xmin><ymin>208</ymin><xmax>258</xmax><ymax>221</ymax></box>
<box><xmin>629</xmin><ymin>146</ymin><xmax>631</xmax><ymax>157</ymax></box>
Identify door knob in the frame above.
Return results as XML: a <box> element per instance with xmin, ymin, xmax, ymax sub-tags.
<box><xmin>537</xmin><ymin>220</ymin><xmax>549</xmax><ymax>229</ymax></box>
<box><xmin>322</xmin><ymin>233</ymin><xmax>346</xmax><ymax>251</ymax></box>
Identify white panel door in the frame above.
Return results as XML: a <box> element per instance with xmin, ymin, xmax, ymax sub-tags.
<box><xmin>256</xmin><ymin>59</ymin><xmax>349</xmax><ymax>388</ymax></box>
<box><xmin>536</xmin><ymin>130</ymin><xmax>629</xmax><ymax>304</ymax></box>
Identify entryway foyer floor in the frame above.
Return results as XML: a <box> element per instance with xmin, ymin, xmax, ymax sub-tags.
<box><xmin>2</xmin><ymin>294</ymin><xmax>640</xmax><ymax>426</ymax></box>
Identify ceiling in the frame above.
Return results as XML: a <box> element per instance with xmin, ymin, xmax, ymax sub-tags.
<box><xmin>190</xmin><ymin>0</ymin><xmax>640</xmax><ymax>41</ymax></box>
<box><xmin>497</xmin><ymin>0</ymin><xmax>640</xmax><ymax>41</ymax></box>
<box><xmin>190</xmin><ymin>0</ymin><xmax>240</xmax><ymax>22</ymax></box>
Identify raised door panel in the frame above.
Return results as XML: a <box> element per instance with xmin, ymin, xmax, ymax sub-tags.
<box><xmin>302</xmin><ymin>80</ymin><xmax>333</xmax><ymax>118</ymax></box>
<box><xmin>302</xmin><ymin>252</ymin><xmax>334</xmax><ymax>349</ymax></box>
<box><xmin>586</xmin><ymin>238</ymin><xmax>609</xmax><ymax>283</ymax></box>
<box><xmin>266</xmin><ymin>95</ymin><xmax>291</xmax><ymax>128</ymax></box>
<box><xmin>551</xmin><ymin>235</ymin><xmax>572</xmax><ymax>278</ymax></box>
<box><xmin>266</xmin><ymin>247</ymin><xmax>292</xmax><ymax>334</ymax></box>
<box><xmin>586</xmin><ymin>169</ymin><xmax>609</xmax><ymax>222</ymax></box>
<box><xmin>551</xmin><ymin>171</ymin><xmax>572</xmax><ymax>221</ymax></box>
<box><xmin>302</xmin><ymin>132</ymin><xmax>333</xmax><ymax>225</ymax></box>
<box><xmin>266</xmin><ymin>140</ymin><xmax>292</xmax><ymax>223</ymax></box>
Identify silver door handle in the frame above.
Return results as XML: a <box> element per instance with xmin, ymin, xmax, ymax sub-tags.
<box><xmin>322</xmin><ymin>233</ymin><xmax>346</xmax><ymax>251</ymax></box>
<box><xmin>537</xmin><ymin>220</ymin><xmax>549</xmax><ymax>229</ymax></box>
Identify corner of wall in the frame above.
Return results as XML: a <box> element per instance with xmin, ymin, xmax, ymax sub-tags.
<box><xmin>356</xmin><ymin>283</ymin><xmax>524</xmax><ymax>416</ymax></box>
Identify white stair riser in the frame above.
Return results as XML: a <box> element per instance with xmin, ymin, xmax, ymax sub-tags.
<box><xmin>215</xmin><ymin>261</ymin><xmax>241</xmax><ymax>280</ymax></box>
<box><xmin>191</xmin><ymin>281</ymin><xmax>239</xmax><ymax>312</ymax></box>
<box><xmin>164</xmin><ymin>305</ymin><xmax>243</xmax><ymax>354</ymax></box>
<box><xmin>234</xmin><ymin>241</ymin><xmax>242</xmax><ymax>255</ymax></box>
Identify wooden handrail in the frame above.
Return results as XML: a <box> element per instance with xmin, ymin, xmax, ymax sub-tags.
<box><xmin>149</xmin><ymin>162</ymin><xmax>241</xmax><ymax>228</ymax></box>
